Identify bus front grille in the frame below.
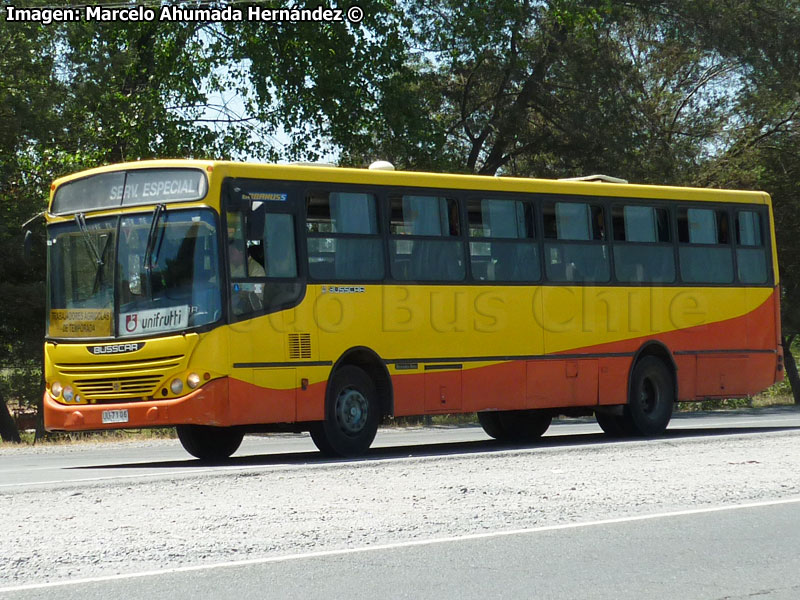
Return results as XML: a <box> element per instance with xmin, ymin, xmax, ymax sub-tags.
<box><xmin>74</xmin><ymin>375</ymin><xmax>163</xmax><ymax>399</ymax></box>
<box><xmin>56</xmin><ymin>355</ymin><xmax>185</xmax><ymax>401</ymax></box>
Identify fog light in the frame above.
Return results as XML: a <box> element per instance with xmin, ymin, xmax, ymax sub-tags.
<box><xmin>75</xmin><ymin>395</ymin><xmax>82</xmax><ymax>404</ymax></box>
<box><xmin>51</xmin><ymin>381</ymin><xmax>63</xmax><ymax>398</ymax></box>
<box><xmin>63</xmin><ymin>386</ymin><xmax>75</xmax><ymax>403</ymax></box>
<box><xmin>170</xmin><ymin>378</ymin><xmax>184</xmax><ymax>395</ymax></box>
<box><xmin>187</xmin><ymin>373</ymin><xmax>201</xmax><ymax>389</ymax></box>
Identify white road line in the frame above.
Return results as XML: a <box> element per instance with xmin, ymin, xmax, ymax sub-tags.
<box><xmin>2</xmin><ymin>496</ymin><xmax>800</xmax><ymax>594</ymax></box>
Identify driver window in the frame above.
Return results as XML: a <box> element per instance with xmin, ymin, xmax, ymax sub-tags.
<box><xmin>225</xmin><ymin>180</ymin><xmax>302</xmax><ymax>320</ymax></box>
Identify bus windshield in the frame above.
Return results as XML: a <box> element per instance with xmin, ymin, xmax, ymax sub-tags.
<box><xmin>48</xmin><ymin>208</ymin><xmax>222</xmax><ymax>339</ymax></box>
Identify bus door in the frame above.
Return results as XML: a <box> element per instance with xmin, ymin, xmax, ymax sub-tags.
<box><xmin>223</xmin><ymin>179</ymin><xmax>306</xmax><ymax>423</ymax></box>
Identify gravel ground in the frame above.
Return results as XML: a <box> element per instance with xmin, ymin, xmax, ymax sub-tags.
<box><xmin>2</xmin><ymin>429</ymin><xmax>800</xmax><ymax>587</ymax></box>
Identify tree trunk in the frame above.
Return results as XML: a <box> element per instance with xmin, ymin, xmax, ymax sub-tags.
<box><xmin>781</xmin><ymin>335</ymin><xmax>800</xmax><ymax>404</ymax></box>
<box><xmin>0</xmin><ymin>392</ymin><xmax>21</xmax><ymax>443</ymax></box>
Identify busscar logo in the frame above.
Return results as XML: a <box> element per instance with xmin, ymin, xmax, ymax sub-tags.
<box><xmin>87</xmin><ymin>343</ymin><xmax>145</xmax><ymax>356</ymax></box>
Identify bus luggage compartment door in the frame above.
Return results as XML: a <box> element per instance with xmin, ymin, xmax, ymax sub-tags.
<box><xmin>526</xmin><ymin>359</ymin><xmax>598</xmax><ymax>408</ymax></box>
<box><xmin>423</xmin><ymin>365</ymin><xmax>462</xmax><ymax>413</ymax></box>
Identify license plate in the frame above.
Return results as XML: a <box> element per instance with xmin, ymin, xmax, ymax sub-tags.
<box><xmin>102</xmin><ymin>409</ymin><xmax>129</xmax><ymax>424</ymax></box>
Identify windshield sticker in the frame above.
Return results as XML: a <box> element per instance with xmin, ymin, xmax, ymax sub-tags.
<box><xmin>49</xmin><ymin>309</ymin><xmax>112</xmax><ymax>338</ymax></box>
<box><xmin>118</xmin><ymin>306</ymin><xmax>190</xmax><ymax>337</ymax></box>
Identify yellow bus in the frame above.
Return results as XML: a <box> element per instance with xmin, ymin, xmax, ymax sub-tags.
<box><xmin>42</xmin><ymin>160</ymin><xmax>784</xmax><ymax>458</ymax></box>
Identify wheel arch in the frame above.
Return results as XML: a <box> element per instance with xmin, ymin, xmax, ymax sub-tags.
<box><xmin>628</xmin><ymin>341</ymin><xmax>678</xmax><ymax>403</ymax></box>
<box><xmin>330</xmin><ymin>346</ymin><xmax>394</xmax><ymax>418</ymax></box>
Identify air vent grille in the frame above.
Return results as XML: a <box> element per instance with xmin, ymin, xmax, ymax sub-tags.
<box><xmin>288</xmin><ymin>334</ymin><xmax>311</xmax><ymax>359</ymax></box>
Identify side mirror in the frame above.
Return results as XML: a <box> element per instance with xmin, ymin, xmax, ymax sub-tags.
<box><xmin>23</xmin><ymin>230</ymin><xmax>32</xmax><ymax>262</ymax></box>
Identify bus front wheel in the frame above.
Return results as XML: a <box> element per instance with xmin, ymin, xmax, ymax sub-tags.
<box><xmin>176</xmin><ymin>425</ymin><xmax>244</xmax><ymax>461</ymax></box>
<box><xmin>310</xmin><ymin>365</ymin><xmax>380</xmax><ymax>457</ymax></box>
<box><xmin>478</xmin><ymin>410</ymin><xmax>552</xmax><ymax>442</ymax></box>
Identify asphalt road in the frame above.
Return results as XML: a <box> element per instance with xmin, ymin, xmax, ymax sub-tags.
<box><xmin>4</xmin><ymin>497</ymin><xmax>800</xmax><ymax>599</ymax></box>
<box><xmin>2</xmin><ymin>407</ymin><xmax>800</xmax><ymax>599</ymax></box>
<box><xmin>2</xmin><ymin>407</ymin><xmax>800</xmax><ymax>490</ymax></box>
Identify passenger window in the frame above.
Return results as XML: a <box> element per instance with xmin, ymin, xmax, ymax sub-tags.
<box><xmin>612</xmin><ymin>205</ymin><xmax>670</xmax><ymax>243</ymax></box>
<box><xmin>543</xmin><ymin>201</ymin><xmax>609</xmax><ymax>283</ymax></box>
<box><xmin>678</xmin><ymin>208</ymin><xmax>730</xmax><ymax>244</ymax></box>
<box><xmin>736</xmin><ymin>210</ymin><xmax>768</xmax><ymax>284</ymax></box>
<box><xmin>467</xmin><ymin>198</ymin><xmax>539</xmax><ymax>282</ymax></box>
<box><xmin>737</xmin><ymin>211</ymin><xmax>763</xmax><ymax>246</ymax></box>
<box><xmin>389</xmin><ymin>195</ymin><xmax>464</xmax><ymax>281</ymax></box>
<box><xmin>543</xmin><ymin>202</ymin><xmax>606</xmax><ymax>241</ymax></box>
<box><xmin>677</xmin><ymin>207</ymin><xmax>733</xmax><ymax>284</ymax></box>
<box><xmin>306</xmin><ymin>191</ymin><xmax>384</xmax><ymax>281</ymax></box>
<box><xmin>612</xmin><ymin>205</ymin><xmax>675</xmax><ymax>283</ymax></box>
<box><xmin>306</xmin><ymin>191</ymin><xmax>378</xmax><ymax>234</ymax></box>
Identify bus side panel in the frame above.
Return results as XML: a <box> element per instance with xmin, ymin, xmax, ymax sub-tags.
<box><xmin>597</xmin><ymin>357</ymin><xmax>630</xmax><ymax>405</ymax></box>
<box><xmin>390</xmin><ymin>371</ymin><xmax>425</xmax><ymax>417</ymax></box>
<box><xmin>675</xmin><ymin>354</ymin><xmax>697</xmax><ymax>401</ymax></box>
<box><xmin>696</xmin><ymin>355</ymin><xmax>750</xmax><ymax>397</ymax></box>
<box><xmin>461</xmin><ymin>361</ymin><xmax>525</xmax><ymax>412</ymax></box>
<box><xmin>296</xmin><ymin>378</ymin><xmax>327</xmax><ymax>422</ymax></box>
<box><xmin>526</xmin><ymin>359</ymin><xmax>598</xmax><ymax>408</ymax></box>
<box><xmin>424</xmin><ymin>369</ymin><xmax>462</xmax><ymax>413</ymax></box>
<box><xmin>228</xmin><ymin>374</ymin><xmax>295</xmax><ymax>424</ymax></box>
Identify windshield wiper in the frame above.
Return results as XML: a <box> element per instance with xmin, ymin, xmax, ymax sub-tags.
<box><xmin>143</xmin><ymin>204</ymin><xmax>166</xmax><ymax>270</ymax></box>
<box><xmin>142</xmin><ymin>204</ymin><xmax>167</xmax><ymax>299</ymax></box>
<box><xmin>74</xmin><ymin>213</ymin><xmax>103</xmax><ymax>266</ymax></box>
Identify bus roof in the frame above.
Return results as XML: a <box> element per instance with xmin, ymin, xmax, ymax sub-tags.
<box><xmin>49</xmin><ymin>159</ymin><xmax>769</xmax><ymax>211</ymax></box>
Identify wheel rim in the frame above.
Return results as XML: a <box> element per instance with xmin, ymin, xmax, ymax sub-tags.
<box><xmin>639</xmin><ymin>377</ymin><xmax>659</xmax><ymax>414</ymax></box>
<box><xmin>335</xmin><ymin>387</ymin><xmax>369</xmax><ymax>436</ymax></box>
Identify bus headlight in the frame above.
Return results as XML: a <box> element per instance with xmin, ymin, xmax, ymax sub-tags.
<box><xmin>187</xmin><ymin>373</ymin><xmax>201</xmax><ymax>389</ymax></box>
<box><xmin>63</xmin><ymin>386</ymin><xmax>75</xmax><ymax>403</ymax></box>
<box><xmin>51</xmin><ymin>381</ymin><xmax>63</xmax><ymax>398</ymax></box>
<box><xmin>170</xmin><ymin>378</ymin><xmax>184</xmax><ymax>395</ymax></box>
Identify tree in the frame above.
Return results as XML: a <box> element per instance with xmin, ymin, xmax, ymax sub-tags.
<box><xmin>336</xmin><ymin>1</ymin><xmax>738</xmax><ymax>181</ymax></box>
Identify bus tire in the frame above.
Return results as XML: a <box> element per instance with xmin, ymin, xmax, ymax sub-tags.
<box><xmin>595</xmin><ymin>411</ymin><xmax>632</xmax><ymax>437</ymax></box>
<box><xmin>477</xmin><ymin>412</ymin><xmax>505</xmax><ymax>439</ymax></box>
<box><xmin>176</xmin><ymin>425</ymin><xmax>244</xmax><ymax>461</ymax></box>
<box><xmin>479</xmin><ymin>410</ymin><xmax>552</xmax><ymax>441</ymax></box>
<box><xmin>626</xmin><ymin>356</ymin><xmax>674</xmax><ymax>436</ymax></box>
<box><xmin>310</xmin><ymin>365</ymin><xmax>379</xmax><ymax>457</ymax></box>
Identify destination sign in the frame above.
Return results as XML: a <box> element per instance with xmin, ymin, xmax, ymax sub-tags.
<box><xmin>52</xmin><ymin>168</ymin><xmax>207</xmax><ymax>214</ymax></box>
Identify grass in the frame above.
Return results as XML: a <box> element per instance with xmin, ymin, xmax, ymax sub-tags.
<box><xmin>1</xmin><ymin>427</ymin><xmax>177</xmax><ymax>447</ymax></box>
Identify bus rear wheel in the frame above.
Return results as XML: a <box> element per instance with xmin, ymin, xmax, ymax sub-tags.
<box><xmin>626</xmin><ymin>356</ymin><xmax>674</xmax><ymax>436</ymax></box>
<box><xmin>478</xmin><ymin>410</ymin><xmax>552</xmax><ymax>442</ymax></box>
<box><xmin>176</xmin><ymin>425</ymin><xmax>244</xmax><ymax>461</ymax></box>
<box><xmin>595</xmin><ymin>411</ymin><xmax>632</xmax><ymax>437</ymax></box>
<box><xmin>310</xmin><ymin>365</ymin><xmax>380</xmax><ymax>457</ymax></box>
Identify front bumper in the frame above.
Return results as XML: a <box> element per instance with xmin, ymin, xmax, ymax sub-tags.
<box><xmin>44</xmin><ymin>377</ymin><xmax>230</xmax><ymax>431</ymax></box>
